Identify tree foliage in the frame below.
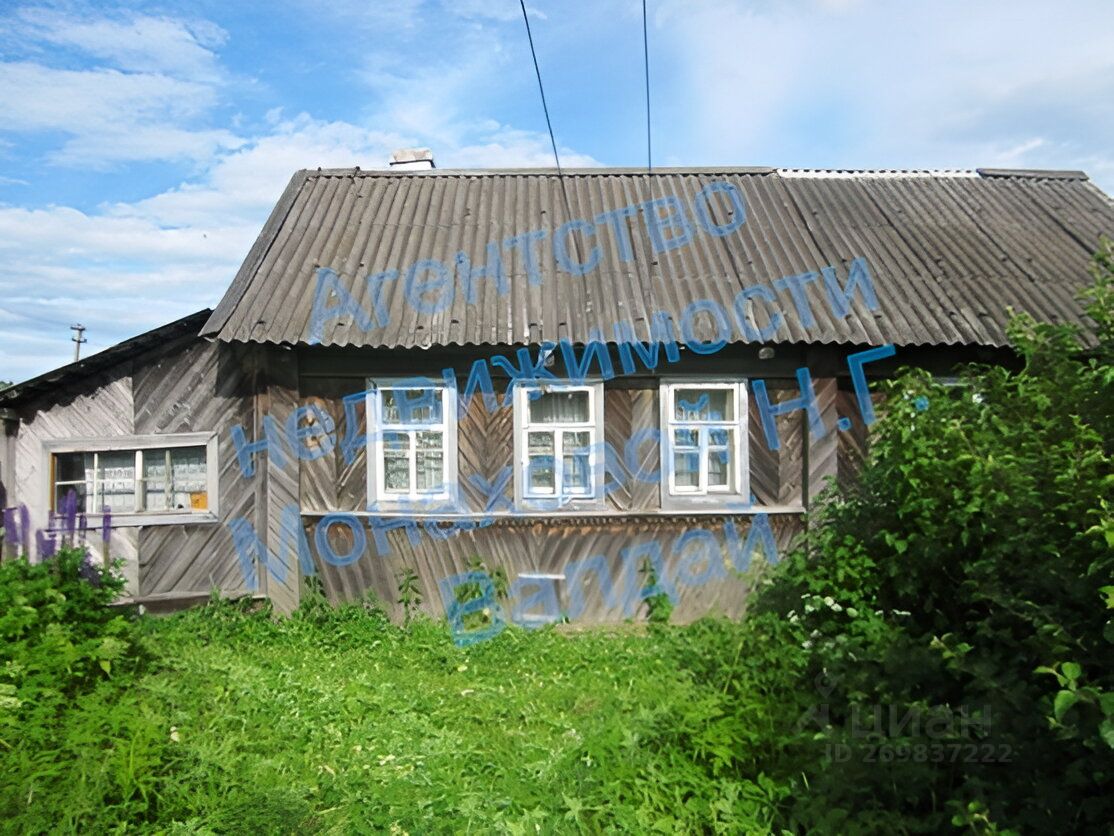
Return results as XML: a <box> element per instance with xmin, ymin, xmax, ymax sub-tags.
<box><xmin>705</xmin><ymin>238</ymin><xmax>1114</xmax><ymax>833</ymax></box>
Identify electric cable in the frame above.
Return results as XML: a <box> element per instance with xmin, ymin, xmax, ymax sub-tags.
<box><xmin>642</xmin><ymin>0</ymin><xmax>652</xmax><ymax>172</ymax></box>
<box><xmin>519</xmin><ymin>0</ymin><xmax>563</xmax><ymax>177</ymax></box>
<box><xmin>518</xmin><ymin>0</ymin><xmax>579</xmax><ymax>260</ymax></box>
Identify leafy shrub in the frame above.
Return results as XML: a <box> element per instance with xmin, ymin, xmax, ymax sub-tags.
<box><xmin>452</xmin><ymin>555</ymin><xmax>508</xmax><ymax>632</ymax></box>
<box><xmin>0</xmin><ymin>547</ymin><xmax>139</xmax><ymax>718</ymax></box>
<box><xmin>640</xmin><ymin>556</ymin><xmax>674</xmax><ymax>624</ymax></box>
<box><xmin>682</xmin><ymin>243</ymin><xmax>1114</xmax><ymax>833</ymax></box>
<box><xmin>0</xmin><ymin>546</ymin><xmax>158</xmax><ymax>826</ymax></box>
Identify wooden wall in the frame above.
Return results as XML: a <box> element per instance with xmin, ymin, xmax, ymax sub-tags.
<box><xmin>6</xmin><ymin>336</ymin><xmax>888</xmax><ymax>623</ymax></box>
<box><xmin>308</xmin><ymin>513</ymin><xmax>799</xmax><ymax>625</ymax></box>
<box><xmin>10</xmin><ymin>367</ymin><xmax>141</xmax><ymax>591</ymax></box>
<box><xmin>7</xmin><ymin>338</ymin><xmax>257</xmax><ymax>603</ymax></box>
<box><xmin>130</xmin><ymin>339</ymin><xmax>257</xmax><ymax>600</ymax></box>
<box><xmin>287</xmin><ymin>343</ymin><xmax>868</xmax><ymax>623</ymax></box>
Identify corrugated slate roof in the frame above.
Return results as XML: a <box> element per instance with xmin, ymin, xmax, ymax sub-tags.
<box><xmin>201</xmin><ymin>167</ymin><xmax>1114</xmax><ymax>350</ymax></box>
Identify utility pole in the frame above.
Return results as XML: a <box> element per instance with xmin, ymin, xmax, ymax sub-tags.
<box><xmin>70</xmin><ymin>324</ymin><xmax>86</xmax><ymax>361</ymax></box>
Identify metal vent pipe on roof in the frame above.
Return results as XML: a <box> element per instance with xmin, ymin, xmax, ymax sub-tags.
<box><xmin>389</xmin><ymin>148</ymin><xmax>435</xmax><ymax>171</ymax></box>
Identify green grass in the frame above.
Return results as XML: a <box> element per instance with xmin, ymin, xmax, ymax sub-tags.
<box><xmin>1</xmin><ymin>597</ymin><xmax>784</xmax><ymax>834</ymax></box>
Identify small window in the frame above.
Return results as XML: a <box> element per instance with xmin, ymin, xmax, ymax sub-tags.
<box><xmin>660</xmin><ymin>381</ymin><xmax>748</xmax><ymax>504</ymax></box>
<box><xmin>368</xmin><ymin>381</ymin><xmax>457</xmax><ymax>505</ymax></box>
<box><xmin>514</xmin><ymin>383</ymin><xmax>603</xmax><ymax>505</ymax></box>
<box><xmin>50</xmin><ymin>442</ymin><xmax>212</xmax><ymax>517</ymax></box>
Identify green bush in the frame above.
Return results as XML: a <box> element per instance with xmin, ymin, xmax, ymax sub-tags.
<box><xmin>686</xmin><ymin>242</ymin><xmax>1114</xmax><ymax>833</ymax></box>
<box><xmin>0</xmin><ymin>547</ymin><xmax>139</xmax><ymax>720</ymax></box>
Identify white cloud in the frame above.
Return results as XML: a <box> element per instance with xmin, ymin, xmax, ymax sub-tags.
<box><xmin>0</xmin><ymin>62</ymin><xmax>217</xmax><ymax>133</ymax></box>
<box><xmin>50</xmin><ymin>125</ymin><xmax>243</xmax><ymax>167</ymax></box>
<box><xmin>12</xmin><ymin>8</ymin><xmax>228</xmax><ymax>79</ymax></box>
<box><xmin>0</xmin><ymin>8</ymin><xmax>236</xmax><ymax>167</ymax></box>
<box><xmin>446</xmin><ymin>125</ymin><xmax>600</xmax><ymax>168</ymax></box>
<box><xmin>0</xmin><ymin>115</ymin><xmax>409</xmax><ymax>380</ymax></box>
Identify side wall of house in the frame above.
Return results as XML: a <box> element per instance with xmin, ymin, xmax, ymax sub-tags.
<box><xmin>4</xmin><ymin>339</ymin><xmax>258</xmax><ymax>605</ymax></box>
<box><xmin>9</xmin><ymin>368</ymin><xmax>142</xmax><ymax>591</ymax></box>
<box><xmin>129</xmin><ymin>339</ymin><xmax>258</xmax><ymax>602</ymax></box>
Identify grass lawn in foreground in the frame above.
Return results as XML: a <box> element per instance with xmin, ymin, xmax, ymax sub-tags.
<box><xmin>1</xmin><ymin>598</ymin><xmax>780</xmax><ymax>834</ymax></box>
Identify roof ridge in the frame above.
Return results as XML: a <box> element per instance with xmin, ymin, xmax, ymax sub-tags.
<box><xmin>298</xmin><ymin>165</ymin><xmax>1090</xmax><ymax>181</ymax></box>
<box><xmin>777</xmin><ymin>168</ymin><xmax>979</xmax><ymax>179</ymax></box>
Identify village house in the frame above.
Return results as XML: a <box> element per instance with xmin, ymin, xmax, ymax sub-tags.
<box><xmin>2</xmin><ymin>157</ymin><xmax>1111</xmax><ymax>622</ymax></box>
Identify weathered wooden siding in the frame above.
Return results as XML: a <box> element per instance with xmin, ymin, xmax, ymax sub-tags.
<box><xmin>5</xmin><ymin>330</ymin><xmax>893</xmax><ymax>624</ymax></box>
<box><xmin>260</xmin><ymin>347</ymin><xmax>302</xmax><ymax>613</ymax></box>
<box><xmin>132</xmin><ymin>340</ymin><xmax>256</xmax><ymax>598</ymax></box>
<box><xmin>10</xmin><ymin>368</ymin><xmax>141</xmax><ymax>592</ymax></box>
<box><xmin>7</xmin><ymin>339</ymin><xmax>257</xmax><ymax>602</ymax></box>
<box><xmin>836</xmin><ymin>387</ymin><xmax>877</xmax><ymax>486</ymax></box>
<box><xmin>807</xmin><ymin>378</ymin><xmax>840</xmax><ymax>504</ymax></box>
<box><xmin>748</xmin><ymin>384</ymin><xmax>809</xmax><ymax>508</ymax></box>
<box><xmin>306</xmin><ymin>513</ymin><xmax>802</xmax><ymax>625</ymax></box>
<box><xmin>293</xmin><ymin>360</ymin><xmax>821</xmax><ymax>622</ymax></box>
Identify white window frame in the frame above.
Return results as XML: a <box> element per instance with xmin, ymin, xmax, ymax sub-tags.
<box><xmin>42</xmin><ymin>432</ymin><xmax>219</xmax><ymax>527</ymax></box>
<box><xmin>366</xmin><ymin>378</ymin><xmax>459</xmax><ymax>510</ymax></box>
<box><xmin>659</xmin><ymin>379</ymin><xmax>749</xmax><ymax>509</ymax></box>
<box><xmin>513</xmin><ymin>380</ymin><xmax>605</xmax><ymax>510</ymax></box>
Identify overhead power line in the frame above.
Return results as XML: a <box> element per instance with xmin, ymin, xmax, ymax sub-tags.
<box><xmin>642</xmin><ymin>0</ymin><xmax>652</xmax><ymax>172</ymax></box>
<box><xmin>519</xmin><ymin>0</ymin><xmax>563</xmax><ymax>176</ymax></box>
<box><xmin>517</xmin><ymin>0</ymin><xmax>580</xmax><ymax>263</ymax></box>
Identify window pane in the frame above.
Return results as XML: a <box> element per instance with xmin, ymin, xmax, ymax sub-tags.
<box><xmin>674</xmin><ymin>388</ymin><xmax>732</xmax><ymax>422</ymax></box>
<box><xmin>527</xmin><ymin>456</ymin><xmax>555</xmax><ymax>493</ymax></box>
<box><xmin>55</xmin><ymin>452</ymin><xmax>89</xmax><ymax>483</ymax></box>
<box><xmin>142</xmin><ymin>450</ymin><xmax>168</xmax><ymax>510</ymax></box>
<box><xmin>175</xmin><ymin>447</ymin><xmax>207</xmax><ymax>510</ymax></box>
<box><xmin>142</xmin><ymin>447</ymin><xmax>207</xmax><ymax>512</ymax></box>
<box><xmin>416</xmin><ymin>453</ymin><xmax>443</xmax><ymax>491</ymax></box>
<box><xmin>416</xmin><ymin>430</ymin><xmax>442</xmax><ymax>450</ymax></box>
<box><xmin>383</xmin><ymin>431</ymin><xmax>410</xmax><ymax>492</ymax></box>
<box><xmin>99</xmin><ymin>451</ymin><xmax>136</xmax><ymax>513</ymax></box>
<box><xmin>528</xmin><ymin>431</ymin><xmax>554</xmax><ymax>456</ymax></box>
<box><xmin>54</xmin><ymin>453</ymin><xmax>93</xmax><ymax>512</ymax></box>
<box><xmin>526</xmin><ymin>431</ymin><xmax>555</xmax><ymax>494</ymax></box>
<box><xmin>673</xmin><ymin>428</ymin><xmax>699</xmax><ymax>449</ymax></box>
<box><xmin>381</xmin><ymin>388</ymin><xmax>442</xmax><ymax>425</ymax></box>
<box><xmin>415</xmin><ymin>431</ymin><xmax>444</xmax><ymax>491</ymax></box>
<box><xmin>528</xmin><ymin>390</ymin><xmax>589</xmax><ymax>423</ymax></box>
<box><xmin>560</xmin><ymin>430</ymin><xmax>591</xmax><ymax>495</ymax></box>
<box><xmin>673</xmin><ymin>450</ymin><xmax>700</xmax><ymax>489</ymax></box>
<box><xmin>54</xmin><ymin>482</ymin><xmax>90</xmax><ymax>512</ymax></box>
<box><xmin>707</xmin><ymin>447</ymin><xmax>733</xmax><ymax>488</ymax></box>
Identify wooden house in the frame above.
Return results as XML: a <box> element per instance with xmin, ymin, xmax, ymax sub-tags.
<box><xmin>1</xmin><ymin>165</ymin><xmax>1110</xmax><ymax>623</ymax></box>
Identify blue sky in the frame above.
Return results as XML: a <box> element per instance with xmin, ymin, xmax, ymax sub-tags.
<box><xmin>1</xmin><ymin>0</ymin><xmax>1112</xmax><ymax>381</ymax></box>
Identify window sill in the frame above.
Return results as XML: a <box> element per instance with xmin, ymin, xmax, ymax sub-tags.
<box><xmin>307</xmin><ymin>505</ymin><xmax>805</xmax><ymax>519</ymax></box>
<box><xmin>660</xmin><ymin>492</ymin><xmax>757</xmax><ymax>514</ymax></box>
<box><xmin>75</xmin><ymin>511</ymin><xmax>220</xmax><ymax>528</ymax></box>
<box><xmin>515</xmin><ymin>495</ymin><xmax>608</xmax><ymax>514</ymax></box>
